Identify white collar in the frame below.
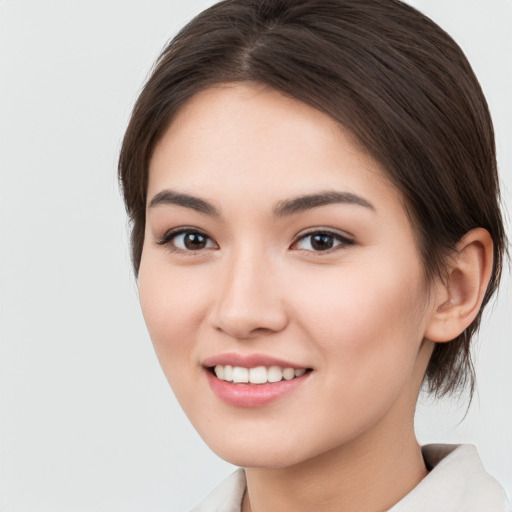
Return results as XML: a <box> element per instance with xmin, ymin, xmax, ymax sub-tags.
<box><xmin>190</xmin><ymin>444</ymin><xmax>511</xmax><ymax>512</ymax></box>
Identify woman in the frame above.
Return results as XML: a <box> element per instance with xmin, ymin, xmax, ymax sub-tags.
<box><xmin>118</xmin><ymin>0</ymin><xmax>510</xmax><ymax>510</ymax></box>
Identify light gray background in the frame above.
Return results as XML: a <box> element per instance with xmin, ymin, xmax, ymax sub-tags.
<box><xmin>0</xmin><ymin>1</ymin><xmax>510</xmax><ymax>511</ymax></box>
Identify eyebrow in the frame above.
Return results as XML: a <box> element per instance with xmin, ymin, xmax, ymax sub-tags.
<box><xmin>148</xmin><ymin>189</ymin><xmax>375</xmax><ymax>217</ymax></box>
<box><xmin>273</xmin><ymin>190</ymin><xmax>375</xmax><ymax>217</ymax></box>
<box><xmin>148</xmin><ymin>190</ymin><xmax>220</xmax><ymax>216</ymax></box>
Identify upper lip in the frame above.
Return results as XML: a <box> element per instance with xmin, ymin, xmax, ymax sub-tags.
<box><xmin>202</xmin><ymin>352</ymin><xmax>310</xmax><ymax>370</ymax></box>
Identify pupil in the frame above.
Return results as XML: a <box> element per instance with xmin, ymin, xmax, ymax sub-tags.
<box><xmin>184</xmin><ymin>233</ymin><xmax>206</xmax><ymax>250</ymax></box>
<box><xmin>311</xmin><ymin>234</ymin><xmax>333</xmax><ymax>251</ymax></box>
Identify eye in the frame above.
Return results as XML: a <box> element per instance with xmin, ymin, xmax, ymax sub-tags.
<box><xmin>292</xmin><ymin>230</ymin><xmax>353</xmax><ymax>252</ymax></box>
<box><xmin>157</xmin><ymin>228</ymin><xmax>217</xmax><ymax>252</ymax></box>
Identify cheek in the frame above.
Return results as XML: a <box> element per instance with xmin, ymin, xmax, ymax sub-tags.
<box><xmin>138</xmin><ymin>252</ymin><xmax>212</xmax><ymax>373</ymax></box>
<box><xmin>291</xmin><ymin>254</ymin><xmax>428</xmax><ymax>392</ymax></box>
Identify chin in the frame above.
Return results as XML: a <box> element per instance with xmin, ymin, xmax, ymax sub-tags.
<box><xmin>196</xmin><ymin>429</ymin><xmax>298</xmax><ymax>468</ymax></box>
<box><xmin>197</xmin><ymin>427</ymin><xmax>334</xmax><ymax>469</ymax></box>
<box><xmin>216</xmin><ymin>445</ymin><xmax>307</xmax><ymax>469</ymax></box>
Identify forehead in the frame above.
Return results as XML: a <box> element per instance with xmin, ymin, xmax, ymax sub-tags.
<box><xmin>148</xmin><ymin>83</ymin><xmax>404</xmax><ymax>218</ymax></box>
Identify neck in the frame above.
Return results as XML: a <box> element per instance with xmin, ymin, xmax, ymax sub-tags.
<box><xmin>243</xmin><ymin>416</ymin><xmax>428</xmax><ymax>512</ymax></box>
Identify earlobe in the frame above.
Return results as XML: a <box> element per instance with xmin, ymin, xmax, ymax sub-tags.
<box><xmin>425</xmin><ymin>228</ymin><xmax>494</xmax><ymax>343</ymax></box>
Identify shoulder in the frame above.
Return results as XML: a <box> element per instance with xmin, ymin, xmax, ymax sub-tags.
<box><xmin>188</xmin><ymin>469</ymin><xmax>246</xmax><ymax>512</ymax></box>
<box><xmin>389</xmin><ymin>444</ymin><xmax>511</xmax><ymax>512</ymax></box>
<box><xmin>184</xmin><ymin>446</ymin><xmax>511</xmax><ymax>512</ymax></box>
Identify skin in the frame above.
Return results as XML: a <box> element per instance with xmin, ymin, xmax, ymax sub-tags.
<box><xmin>138</xmin><ymin>83</ymin><xmax>493</xmax><ymax>512</ymax></box>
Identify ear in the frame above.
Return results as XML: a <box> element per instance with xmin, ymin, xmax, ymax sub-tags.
<box><xmin>425</xmin><ymin>228</ymin><xmax>494</xmax><ymax>343</ymax></box>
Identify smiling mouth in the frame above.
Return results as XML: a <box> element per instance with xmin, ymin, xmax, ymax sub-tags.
<box><xmin>209</xmin><ymin>365</ymin><xmax>312</xmax><ymax>384</ymax></box>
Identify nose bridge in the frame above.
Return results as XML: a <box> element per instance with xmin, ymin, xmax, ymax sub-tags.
<box><xmin>212</xmin><ymin>244</ymin><xmax>288</xmax><ymax>338</ymax></box>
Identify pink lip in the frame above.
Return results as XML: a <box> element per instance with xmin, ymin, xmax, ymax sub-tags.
<box><xmin>202</xmin><ymin>352</ymin><xmax>307</xmax><ymax>370</ymax></box>
<box><xmin>202</xmin><ymin>353</ymin><xmax>312</xmax><ymax>407</ymax></box>
<box><xmin>205</xmin><ymin>370</ymin><xmax>310</xmax><ymax>407</ymax></box>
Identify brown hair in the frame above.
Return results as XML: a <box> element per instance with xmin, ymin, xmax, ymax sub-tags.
<box><xmin>118</xmin><ymin>0</ymin><xmax>506</xmax><ymax>398</ymax></box>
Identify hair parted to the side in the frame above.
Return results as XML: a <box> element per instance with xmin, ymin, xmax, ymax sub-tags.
<box><xmin>118</xmin><ymin>0</ymin><xmax>506</xmax><ymax>399</ymax></box>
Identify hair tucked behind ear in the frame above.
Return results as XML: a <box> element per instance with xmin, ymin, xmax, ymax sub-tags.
<box><xmin>118</xmin><ymin>0</ymin><xmax>506</xmax><ymax>399</ymax></box>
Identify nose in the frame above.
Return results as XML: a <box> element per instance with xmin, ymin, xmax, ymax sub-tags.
<box><xmin>211</xmin><ymin>250</ymin><xmax>289</xmax><ymax>340</ymax></box>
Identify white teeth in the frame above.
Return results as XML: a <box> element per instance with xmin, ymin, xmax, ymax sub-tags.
<box><xmin>214</xmin><ymin>365</ymin><xmax>224</xmax><ymax>379</ymax></box>
<box><xmin>213</xmin><ymin>364</ymin><xmax>308</xmax><ymax>384</ymax></box>
<box><xmin>282</xmin><ymin>368</ymin><xmax>295</xmax><ymax>380</ymax></box>
<box><xmin>223</xmin><ymin>365</ymin><xmax>233</xmax><ymax>382</ymax></box>
<box><xmin>232</xmin><ymin>366</ymin><xmax>249</xmax><ymax>383</ymax></box>
<box><xmin>267</xmin><ymin>366</ymin><xmax>283</xmax><ymax>382</ymax></box>
<box><xmin>249</xmin><ymin>366</ymin><xmax>268</xmax><ymax>384</ymax></box>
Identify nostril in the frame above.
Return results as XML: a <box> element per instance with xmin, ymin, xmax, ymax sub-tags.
<box><xmin>211</xmin><ymin>279</ymin><xmax>289</xmax><ymax>339</ymax></box>
<box><xmin>214</xmin><ymin>323</ymin><xmax>276</xmax><ymax>340</ymax></box>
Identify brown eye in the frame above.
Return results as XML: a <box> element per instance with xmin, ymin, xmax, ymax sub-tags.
<box><xmin>293</xmin><ymin>231</ymin><xmax>353</xmax><ymax>252</ymax></box>
<box><xmin>310</xmin><ymin>233</ymin><xmax>335</xmax><ymax>250</ymax></box>
<box><xmin>182</xmin><ymin>232</ymin><xmax>209</xmax><ymax>250</ymax></box>
<box><xmin>158</xmin><ymin>229</ymin><xmax>217</xmax><ymax>252</ymax></box>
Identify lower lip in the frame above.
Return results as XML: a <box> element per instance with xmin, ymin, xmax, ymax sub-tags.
<box><xmin>206</xmin><ymin>370</ymin><xmax>310</xmax><ymax>407</ymax></box>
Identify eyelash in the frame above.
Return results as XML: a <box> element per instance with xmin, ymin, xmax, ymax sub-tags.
<box><xmin>291</xmin><ymin>229</ymin><xmax>354</xmax><ymax>252</ymax></box>
<box><xmin>156</xmin><ymin>228</ymin><xmax>354</xmax><ymax>254</ymax></box>
<box><xmin>156</xmin><ymin>227</ymin><xmax>216</xmax><ymax>253</ymax></box>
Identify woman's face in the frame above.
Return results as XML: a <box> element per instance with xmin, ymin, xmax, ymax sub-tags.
<box><xmin>139</xmin><ymin>84</ymin><xmax>436</xmax><ymax>468</ymax></box>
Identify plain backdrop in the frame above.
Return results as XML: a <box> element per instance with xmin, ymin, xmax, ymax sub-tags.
<box><xmin>0</xmin><ymin>1</ymin><xmax>511</xmax><ymax>511</ymax></box>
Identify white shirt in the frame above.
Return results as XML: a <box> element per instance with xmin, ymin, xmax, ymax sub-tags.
<box><xmin>189</xmin><ymin>444</ymin><xmax>511</xmax><ymax>511</ymax></box>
